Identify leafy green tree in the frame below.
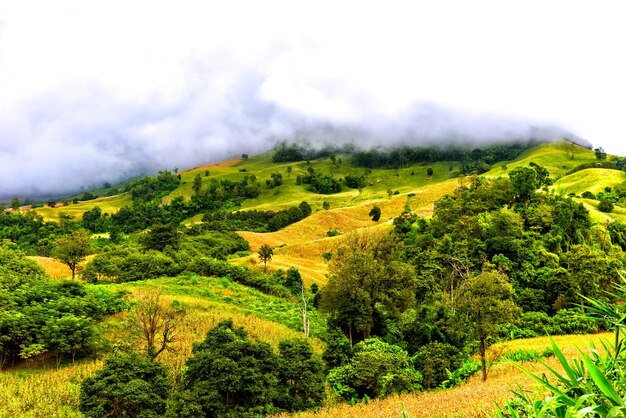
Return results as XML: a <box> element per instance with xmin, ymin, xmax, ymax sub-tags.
<box><xmin>327</xmin><ymin>338</ymin><xmax>421</xmax><ymax>401</ymax></box>
<box><xmin>322</xmin><ymin>201</ymin><xmax>330</xmax><ymax>210</ymax></box>
<box><xmin>320</xmin><ymin>235</ymin><xmax>417</xmax><ymax>344</ymax></box>
<box><xmin>258</xmin><ymin>244</ymin><xmax>273</xmax><ymax>271</ymax></box>
<box><xmin>508</xmin><ymin>166</ymin><xmax>539</xmax><ymax>201</ymax></box>
<box><xmin>369</xmin><ymin>206</ymin><xmax>381</xmax><ymax>222</ymax></box>
<box><xmin>598</xmin><ymin>199</ymin><xmax>614</xmax><ymax>213</ymax></box>
<box><xmin>594</xmin><ymin>147</ymin><xmax>607</xmax><ymax>160</ymax></box>
<box><xmin>322</xmin><ymin>329</ymin><xmax>352</xmax><ymax>371</ymax></box>
<box><xmin>276</xmin><ymin>339</ymin><xmax>325</xmax><ymax>411</ymax></box>
<box><xmin>79</xmin><ymin>352</ymin><xmax>170</xmax><ymax>418</ymax></box>
<box><xmin>10</xmin><ymin>198</ymin><xmax>19</xmax><ymax>211</ymax></box>
<box><xmin>298</xmin><ymin>201</ymin><xmax>312</xmax><ymax>217</ymax></box>
<box><xmin>241</xmin><ymin>153</ymin><xmax>249</xmax><ymax>161</ymax></box>
<box><xmin>457</xmin><ymin>271</ymin><xmax>520</xmax><ymax>381</ymax></box>
<box><xmin>427</xmin><ymin>167</ymin><xmax>434</xmax><ymax>176</ymax></box>
<box><xmin>52</xmin><ymin>229</ymin><xmax>92</xmax><ymax>279</ymax></box>
<box><xmin>141</xmin><ymin>223</ymin><xmax>181</xmax><ymax>252</ymax></box>
<box><xmin>168</xmin><ymin>320</ymin><xmax>280</xmax><ymax>417</ymax></box>
<box><xmin>284</xmin><ymin>267</ymin><xmax>303</xmax><ymax>295</ymax></box>
<box><xmin>192</xmin><ymin>173</ymin><xmax>202</xmax><ymax>195</ymax></box>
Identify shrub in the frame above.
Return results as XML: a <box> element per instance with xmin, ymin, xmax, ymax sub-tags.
<box><xmin>80</xmin><ymin>352</ymin><xmax>170</xmax><ymax>417</ymax></box>
<box><xmin>413</xmin><ymin>342</ymin><xmax>462</xmax><ymax>389</ymax></box>
<box><xmin>327</xmin><ymin>338</ymin><xmax>422</xmax><ymax>401</ymax></box>
<box><xmin>598</xmin><ymin>199</ymin><xmax>614</xmax><ymax>213</ymax></box>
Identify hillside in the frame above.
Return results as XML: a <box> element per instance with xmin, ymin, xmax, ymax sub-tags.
<box><xmin>4</xmin><ymin>138</ymin><xmax>626</xmax><ymax>417</ymax></box>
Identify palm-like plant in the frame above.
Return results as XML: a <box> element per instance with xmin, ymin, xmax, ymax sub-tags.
<box><xmin>492</xmin><ymin>279</ymin><xmax>626</xmax><ymax>417</ymax></box>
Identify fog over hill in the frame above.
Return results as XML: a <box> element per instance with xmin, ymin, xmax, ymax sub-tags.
<box><xmin>0</xmin><ymin>1</ymin><xmax>622</xmax><ymax>200</ymax></box>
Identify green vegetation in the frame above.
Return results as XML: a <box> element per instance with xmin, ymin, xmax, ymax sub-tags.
<box><xmin>6</xmin><ymin>139</ymin><xmax>626</xmax><ymax>417</ymax></box>
<box><xmin>0</xmin><ymin>246</ymin><xmax>127</xmax><ymax>368</ymax></box>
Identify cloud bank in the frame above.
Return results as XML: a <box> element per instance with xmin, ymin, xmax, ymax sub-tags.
<box><xmin>0</xmin><ymin>1</ymin><xmax>623</xmax><ymax>199</ymax></box>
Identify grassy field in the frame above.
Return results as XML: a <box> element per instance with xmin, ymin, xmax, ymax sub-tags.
<box><xmin>484</xmin><ymin>141</ymin><xmax>597</xmax><ymax>178</ymax></box>
<box><xmin>552</xmin><ymin>168</ymin><xmax>626</xmax><ymax>196</ymax></box>
<box><xmin>33</xmin><ymin>193</ymin><xmax>132</xmax><ymax>223</ymax></box>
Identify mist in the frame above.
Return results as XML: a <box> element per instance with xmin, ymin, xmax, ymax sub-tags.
<box><xmin>0</xmin><ymin>1</ymin><xmax>622</xmax><ymax>200</ymax></box>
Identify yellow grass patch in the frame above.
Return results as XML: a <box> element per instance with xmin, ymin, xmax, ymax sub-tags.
<box><xmin>28</xmin><ymin>256</ymin><xmax>72</xmax><ymax>280</ymax></box>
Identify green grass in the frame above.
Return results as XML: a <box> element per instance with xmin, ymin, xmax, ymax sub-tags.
<box><xmin>551</xmin><ymin>168</ymin><xmax>626</xmax><ymax>196</ymax></box>
<box><xmin>107</xmin><ymin>274</ymin><xmax>325</xmax><ymax>338</ymax></box>
<box><xmin>34</xmin><ymin>193</ymin><xmax>132</xmax><ymax>222</ymax></box>
<box><xmin>484</xmin><ymin>141</ymin><xmax>597</xmax><ymax>178</ymax></box>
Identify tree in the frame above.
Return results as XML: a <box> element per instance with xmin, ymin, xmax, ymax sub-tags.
<box><xmin>241</xmin><ymin>153</ymin><xmax>249</xmax><ymax>161</ymax></box>
<box><xmin>369</xmin><ymin>206</ymin><xmax>381</xmax><ymax>222</ymax></box>
<box><xmin>427</xmin><ymin>167</ymin><xmax>434</xmax><ymax>176</ymax></box>
<box><xmin>457</xmin><ymin>271</ymin><xmax>520</xmax><ymax>381</ymax></box>
<box><xmin>11</xmin><ymin>198</ymin><xmax>19</xmax><ymax>211</ymax></box>
<box><xmin>79</xmin><ymin>352</ymin><xmax>170</xmax><ymax>418</ymax></box>
<box><xmin>326</xmin><ymin>338</ymin><xmax>421</xmax><ymax>401</ymax></box>
<box><xmin>192</xmin><ymin>173</ymin><xmax>203</xmax><ymax>195</ymax></box>
<box><xmin>320</xmin><ymin>234</ymin><xmax>417</xmax><ymax>344</ymax></box>
<box><xmin>276</xmin><ymin>339</ymin><xmax>325</xmax><ymax>411</ymax></box>
<box><xmin>52</xmin><ymin>229</ymin><xmax>91</xmax><ymax>279</ymax></box>
<box><xmin>322</xmin><ymin>201</ymin><xmax>330</xmax><ymax>210</ymax></box>
<box><xmin>598</xmin><ymin>199</ymin><xmax>614</xmax><ymax>213</ymax></box>
<box><xmin>509</xmin><ymin>166</ymin><xmax>539</xmax><ymax>201</ymax></box>
<box><xmin>141</xmin><ymin>223</ymin><xmax>181</xmax><ymax>252</ymax></box>
<box><xmin>258</xmin><ymin>244</ymin><xmax>274</xmax><ymax>271</ymax></box>
<box><xmin>128</xmin><ymin>288</ymin><xmax>184</xmax><ymax>359</ymax></box>
<box><xmin>594</xmin><ymin>147</ymin><xmax>607</xmax><ymax>160</ymax></box>
<box><xmin>286</xmin><ymin>166</ymin><xmax>292</xmax><ymax>176</ymax></box>
<box><xmin>168</xmin><ymin>319</ymin><xmax>280</xmax><ymax>417</ymax></box>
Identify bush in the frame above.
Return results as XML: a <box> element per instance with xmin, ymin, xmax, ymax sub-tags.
<box><xmin>413</xmin><ymin>342</ymin><xmax>462</xmax><ymax>389</ymax></box>
<box><xmin>168</xmin><ymin>320</ymin><xmax>324</xmax><ymax>417</ymax></box>
<box><xmin>80</xmin><ymin>352</ymin><xmax>170</xmax><ymax>417</ymax></box>
<box><xmin>598</xmin><ymin>199</ymin><xmax>614</xmax><ymax>213</ymax></box>
<box><xmin>327</xmin><ymin>338</ymin><xmax>422</xmax><ymax>401</ymax></box>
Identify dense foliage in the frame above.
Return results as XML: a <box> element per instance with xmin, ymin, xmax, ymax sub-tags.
<box><xmin>79</xmin><ymin>352</ymin><xmax>170</xmax><ymax>418</ymax></box>
<box><xmin>168</xmin><ymin>320</ymin><xmax>324</xmax><ymax>417</ymax></box>
<box><xmin>0</xmin><ymin>246</ymin><xmax>128</xmax><ymax>367</ymax></box>
<box><xmin>350</xmin><ymin>141</ymin><xmax>542</xmax><ymax>173</ymax></box>
<box><xmin>201</xmin><ymin>201</ymin><xmax>312</xmax><ymax>232</ymax></box>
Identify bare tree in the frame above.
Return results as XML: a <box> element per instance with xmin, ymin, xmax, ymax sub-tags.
<box><xmin>299</xmin><ymin>280</ymin><xmax>310</xmax><ymax>337</ymax></box>
<box><xmin>128</xmin><ymin>289</ymin><xmax>184</xmax><ymax>359</ymax></box>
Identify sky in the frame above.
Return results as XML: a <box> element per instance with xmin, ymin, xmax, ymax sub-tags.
<box><xmin>1</xmin><ymin>1</ymin><xmax>625</xmax><ymax>199</ymax></box>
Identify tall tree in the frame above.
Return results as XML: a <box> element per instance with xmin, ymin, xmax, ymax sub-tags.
<box><xmin>457</xmin><ymin>271</ymin><xmax>520</xmax><ymax>381</ymax></box>
<box><xmin>52</xmin><ymin>229</ymin><xmax>91</xmax><ymax>279</ymax></box>
<box><xmin>258</xmin><ymin>244</ymin><xmax>273</xmax><ymax>271</ymax></box>
<box><xmin>192</xmin><ymin>173</ymin><xmax>203</xmax><ymax>195</ymax></box>
<box><xmin>320</xmin><ymin>233</ymin><xmax>416</xmax><ymax>344</ymax></box>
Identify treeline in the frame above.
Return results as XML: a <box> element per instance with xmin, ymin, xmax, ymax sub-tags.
<box><xmin>271</xmin><ymin>141</ymin><xmax>355</xmax><ymax>163</ymax></box>
<box><xmin>201</xmin><ymin>201</ymin><xmax>312</xmax><ymax>232</ymax></box>
<box><xmin>351</xmin><ymin>141</ymin><xmax>542</xmax><ymax>172</ymax></box>
<box><xmin>83</xmin><ymin>228</ymin><xmax>293</xmax><ymax>297</ymax></box>
<box><xmin>0</xmin><ymin>246</ymin><xmax>128</xmax><ymax>368</ymax></box>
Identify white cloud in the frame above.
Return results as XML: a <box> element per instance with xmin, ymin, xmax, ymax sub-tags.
<box><xmin>1</xmin><ymin>0</ymin><xmax>625</xmax><ymax>198</ymax></box>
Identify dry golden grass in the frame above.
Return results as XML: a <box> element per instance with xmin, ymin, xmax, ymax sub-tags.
<box><xmin>235</xmin><ymin>179</ymin><xmax>457</xmax><ymax>286</ymax></box>
<box><xmin>0</xmin><ymin>360</ymin><xmax>103</xmax><ymax>418</ymax></box>
<box><xmin>278</xmin><ymin>332</ymin><xmax>613</xmax><ymax>418</ymax></box>
<box><xmin>28</xmin><ymin>256</ymin><xmax>71</xmax><ymax>280</ymax></box>
<box><xmin>29</xmin><ymin>256</ymin><xmax>95</xmax><ymax>281</ymax></box>
<box><xmin>181</xmin><ymin>158</ymin><xmax>241</xmax><ymax>173</ymax></box>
